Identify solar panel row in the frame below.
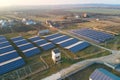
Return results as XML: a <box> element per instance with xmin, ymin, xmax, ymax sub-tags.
<box><xmin>90</xmin><ymin>68</ymin><xmax>120</xmax><ymax>80</ymax></box>
<box><xmin>0</xmin><ymin>57</ymin><xmax>25</xmax><ymax>75</ymax></box>
<box><xmin>45</xmin><ymin>33</ymin><xmax>62</xmax><ymax>40</ymax></box>
<box><xmin>71</xmin><ymin>28</ymin><xmax>114</xmax><ymax>43</ymax></box>
<box><xmin>44</xmin><ymin>33</ymin><xmax>90</xmax><ymax>53</ymax></box>
<box><xmin>11</xmin><ymin>36</ymin><xmax>41</xmax><ymax>57</ymax></box>
<box><xmin>0</xmin><ymin>45</ymin><xmax>14</xmax><ymax>54</ymax></box>
<box><xmin>29</xmin><ymin>36</ymin><xmax>55</xmax><ymax>50</ymax></box>
<box><xmin>0</xmin><ymin>41</ymin><xmax>10</xmax><ymax>48</ymax></box>
<box><xmin>0</xmin><ymin>36</ymin><xmax>25</xmax><ymax>75</ymax></box>
<box><xmin>11</xmin><ymin>36</ymin><xmax>24</xmax><ymax>42</ymax></box>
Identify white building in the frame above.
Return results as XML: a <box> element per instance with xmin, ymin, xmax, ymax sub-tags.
<box><xmin>22</xmin><ymin>18</ymin><xmax>27</xmax><ymax>23</ymax></box>
<box><xmin>38</xmin><ymin>29</ymin><xmax>50</xmax><ymax>36</ymax></box>
<box><xmin>26</xmin><ymin>20</ymin><xmax>36</xmax><ymax>25</ymax></box>
<box><xmin>52</xmin><ymin>48</ymin><xmax>61</xmax><ymax>63</ymax></box>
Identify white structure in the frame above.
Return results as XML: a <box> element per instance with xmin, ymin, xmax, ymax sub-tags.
<box><xmin>22</xmin><ymin>18</ymin><xmax>27</xmax><ymax>23</ymax></box>
<box><xmin>38</xmin><ymin>29</ymin><xmax>50</xmax><ymax>36</ymax></box>
<box><xmin>75</xmin><ymin>15</ymin><xmax>80</xmax><ymax>19</ymax></box>
<box><xmin>52</xmin><ymin>48</ymin><xmax>61</xmax><ymax>63</ymax></box>
<box><xmin>26</xmin><ymin>20</ymin><xmax>36</xmax><ymax>25</ymax></box>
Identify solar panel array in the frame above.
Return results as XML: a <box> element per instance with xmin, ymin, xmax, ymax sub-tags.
<box><xmin>90</xmin><ymin>68</ymin><xmax>120</xmax><ymax>80</ymax></box>
<box><xmin>0</xmin><ymin>36</ymin><xmax>25</xmax><ymax>75</ymax></box>
<box><xmin>71</xmin><ymin>28</ymin><xmax>114</xmax><ymax>43</ymax></box>
<box><xmin>29</xmin><ymin>36</ymin><xmax>55</xmax><ymax>50</ymax></box>
<box><xmin>44</xmin><ymin>33</ymin><xmax>90</xmax><ymax>53</ymax></box>
<box><xmin>11</xmin><ymin>36</ymin><xmax>41</xmax><ymax>57</ymax></box>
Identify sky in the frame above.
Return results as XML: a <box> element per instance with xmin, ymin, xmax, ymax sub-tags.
<box><xmin>0</xmin><ymin>0</ymin><xmax>119</xmax><ymax>7</ymax></box>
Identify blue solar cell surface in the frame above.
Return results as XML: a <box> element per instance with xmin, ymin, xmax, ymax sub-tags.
<box><xmin>0</xmin><ymin>42</ymin><xmax>10</xmax><ymax>47</ymax></box>
<box><xmin>52</xmin><ymin>36</ymin><xmax>70</xmax><ymax>43</ymax></box>
<box><xmin>35</xmin><ymin>40</ymin><xmax>48</xmax><ymax>46</ymax></box>
<box><xmin>0</xmin><ymin>36</ymin><xmax>5</xmax><ymax>39</ymax></box>
<box><xmin>11</xmin><ymin>36</ymin><xmax>24</xmax><ymax>42</ymax></box>
<box><xmin>0</xmin><ymin>51</ymin><xmax>19</xmax><ymax>63</ymax></box>
<box><xmin>41</xmin><ymin>43</ymin><xmax>55</xmax><ymax>50</ymax></box>
<box><xmin>0</xmin><ymin>46</ymin><xmax>14</xmax><ymax>54</ymax></box>
<box><xmin>0</xmin><ymin>58</ymin><xmax>25</xmax><ymax>75</ymax></box>
<box><xmin>29</xmin><ymin>36</ymin><xmax>41</xmax><ymax>42</ymax></box>
<box><xmin>68</xmin><ymin>42</ymin><xmax>89</xmax><ymax>53</ymax></box>
<box><xmin>11</xmin><ymin>36</ymin><xmax>42</xmax><ymax>57</ymax></box>
<box><xmin>90</xmin><ymin>68</ymin><xmax>120</xmax><ymax>80</ymax></box>
<box><xmin>14</xmin><ymin>40</ymin><xmax>28</xmax><ymax>46</ymax></box>
<box><xmin>19</xmin><ymin>43</ymin><xmax>34</xmax><ymax>51</ymax></box>
<box><xmin>59</xmin><ymin>38</ymin><xmax>79</xmax><ymax>47</ymax></box>
<box><xmin>0</xmin><ymin>38</ymin><xmax>7</xmax><ymax>43</ymax></box>
<box><xmin>71</xmin><ymin>28</ymin><xmax>114</xmax><ymax>43</ymax></box>
<box><xmin>0</xmin><ymin>36</ymin><xmax>26</xmax><ymax>75</ymax></box>
<box><xmin>45</xmin><ymin>33</ymin><xmax>62</xmax><ymax>40</ymax></box>
<box><xmin>29</xmin><ymin>36</ymin><xmax>56</xmax><ymax>51</ymax></box>
<box><xmin>24</xmin><ymin>48</ymin><xmax>41</xmax><ymax>57</ymax></box>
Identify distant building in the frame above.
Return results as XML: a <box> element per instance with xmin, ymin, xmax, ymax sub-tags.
<box><xmin>89</xmin><ymin>68</ymin><xmax>120</xmax><ymax>80</ymax></box>
<box><xmin>38</xmin><ymin>29</ymin><xmax>50</xmax><ymax>36</ymax></box>
<box><xmin>46</xmin><ymin>20</ymin><xmax>59</xmax><ymax>28</ymax></box>
<box><xmin>46</xmin><ymin>20</ymin><xmax>52</xmax><ymax>25</ymax></box>
<box><xmin>52</xmin><ymin>48</ymin><xmax>61</xmax><ymax>63</ymax></box>
<box><xmin>96</xmin><ymin>18</ymin><xmax>100</xmax><ymax>21</ymax></box>
<box><xmin>75</xmin><ymin>15</ymin><xmax>80</xmax><ymax>19</ymax></box>
<box><xmin>83</xmin><ymin>13</ymin><xmax>88</xmax><ymax>18</ymax></box>
<box><xmin>0</xmin><ymin>20</ymin><xmax>8</xmax><ymax>27</ymax></box>
<box><xmin>22</xmin><ymin>18</ymin><xmax>27</xmax><ymax>23</ymax></box>
<box><xmin>22</xmin><ymin>18</ymin><xmax>36</xmax><ymax>25</ymax></box>
<box><xmin>25</xmin><ymin>20</ymin><xmax>36</xmax><ymax>25</ymax></box>
<box><xmin>0</xmin><ymin>19</ymin><xmax>17</xmax><ymax>28</ymax></box>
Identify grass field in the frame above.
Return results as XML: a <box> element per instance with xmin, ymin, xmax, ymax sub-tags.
<box><xmin>64</xmin><ymin>63</ymin><xmax>120</xmax><ymax>80</ymax></box>
<box><xmin>68</xmin><ymin>8</ymin><xmax>120</xmax><ymax>15</ymax></box>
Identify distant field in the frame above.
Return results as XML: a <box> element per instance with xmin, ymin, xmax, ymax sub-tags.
<box><xmin>68</xmin><ymin>8</ymin><xmax>120</xmax><ymax>15</ymax></box>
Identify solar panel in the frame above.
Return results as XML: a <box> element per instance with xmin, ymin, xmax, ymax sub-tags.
<box><xmin>11</xmin><ymin>36</ymin><xmax>24</xmax><ymax>42</ymax></box>
<box><xmin>56</xmin><ymin>38</ymin><xmax>73</xmax><ymax>44</ymax></box>
<box><xmin>0</xmin><ymin>35</ymin><xmax>5</xmax><ymax>39</ymax></box>
<box><xmin>90</xmin><ymin>68</ymin><xmax>120</xmax><ymax>80</ymax></box>
<box><xmin>18</xmin><ymin>43</ymin><xmax>34</xmax><ymax>51</ymax></box>
<box><xmin>0</xmin><ymin>36</ymin><xmax>26</xmax><ymax>75</ymax></box>
<box><xmin>11</xmin><ymin>36</ymin><xmax>41</xmax><ymax>57</ymax></box>
<box><xmin>14</xmin><ymin>39</ymin><xmax>28</xmax><ymax>46</ymax></box>
<box><xmin>29</xmin><ymin>36</ymin><xmax>41</xmax><ymax>42</ymax></box>
<box><xmin>71</xmin><ymin>28</ymin><xmax>114</xmax><ymax>43</ymax></box>
<box><xmin>33</xmin><ymin>39</ymin><xmax>44</xmax><ymax>43</ymax></box>
<box><xmin>59</xmin><ymin>38</ymin><xmax>79</xmax><ymax>47</ymax></box>
<box><xmin>0</xmin><ymin>57</ymin><xmax>25</xmax><ymax>75</ymax></box>
<box><xmin>49</xmin><ymin>35</ymin><xmax>66</xmax><ymax>41</ymax></box>
<box><xmin>0</xmin><ymin>38</ymin><xmax>7</xmax><ymax>43</ymax></box>
<box><xmin>0</xmin><ymin>41</ymin><xmax>10</xmax><ymax>48</ymax></box>
<box><xmin>51</xmin><ymin>36</ymin><xmax>70</xmax><ymax>44</ymax></box>
<box><xmin>35</xmin><ymin>40</ymin><xmax>48</xmax><ymax>46</ymax></box>
<box><xmin>45</xmin><ymin>33</ymin><xmax>62</xmax><ymax>40</ymax></box>
<box><xmin>0</xmin><ymin>45</ymin><xmax>14</xmax><ymax>54</ymax></box>
<box><xmin>65</xmin><ymin>41</ymin><xmax>89</xmax><ymax>53</ymax></box>
<box><xmin>29</xmin><ymin>36</ymin><xmax>55</xmax><ymax>51</ymax></box>
<box><xmin>14</xmin><ymin>39</ymin><xmax>26</xmax><ymax>43</ymax></box>
<box><xmin>0</xmin><ymin>50</ymin><xmax>19</xmax><ymax>63</ymax></box>
<box><xmin>40</xmin><ymin>42</ymin><xmax>55</xmax><ymax>50</ymax></box>
<box><xmin>23</xmin><ymin>47</ymin><xmax>41</xmax><ymax>57</ymax></box>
